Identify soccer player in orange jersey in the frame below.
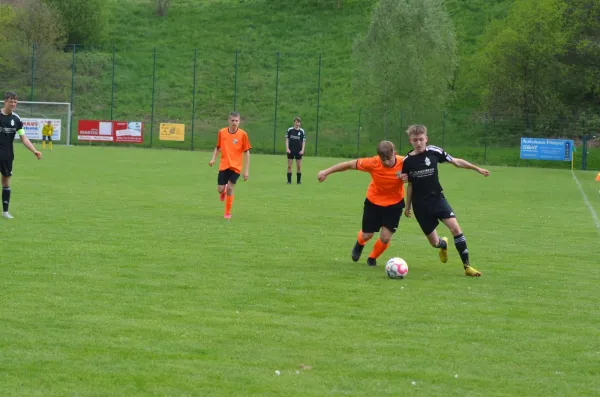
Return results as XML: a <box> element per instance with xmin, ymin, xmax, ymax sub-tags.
<box><xmin>317</xmin><ymin>141</ymin><xmax>405</xmax><ymax>266</ymax></box>
<box><xmin>209</xmin><ymin>112</ymin><xmax>251</xmax><ymax>219</ymax></box>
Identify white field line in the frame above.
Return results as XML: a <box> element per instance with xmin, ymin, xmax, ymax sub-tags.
<box><xmin>571</xmin><ymin>170</ymin><xmax>600</xmax><ymax>233</ymax></box>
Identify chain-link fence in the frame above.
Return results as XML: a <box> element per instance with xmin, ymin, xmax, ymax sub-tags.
<box><xmin>4</xmin><ymin>44</ymin><xmax>599</xmax><ymax>169</ymax></box>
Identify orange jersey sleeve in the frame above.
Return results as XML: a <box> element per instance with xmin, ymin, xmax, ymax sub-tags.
<box><xmin>357</xmin><ymin>155</ymin><xmax>405</xmax><ymax>206</ymax></box>
<box><xmin>217</xmin><ymin>128</ymin><xmax>251</xmax><ymax>173</ymax></box>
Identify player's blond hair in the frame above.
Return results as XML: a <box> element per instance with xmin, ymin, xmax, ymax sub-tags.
<box><xmin>377</xmin><ymin>140</ymin><xmax>395</xmax><ymax>160</ymax></box>
<box><xmin>406</xmin><ymin>124</ymin><xmax>428</xmax><ymax>137</ymax></box>
<box><xmin>229</xmin><ymin>111</ymin><xmax>241</xmax><ymax>119</ymax></box>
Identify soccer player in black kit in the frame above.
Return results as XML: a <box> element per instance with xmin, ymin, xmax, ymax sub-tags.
<box><xmin>0</xmin><ymin>91</ymin><xmax>42</xmax><ymax>219</ymax></box>
<box><xmin>401</xmin><ymin>125</ymin><xmax>489</xmax><ymax>277</ymax></box>
<box><xmin>285</xmin><ymin>117</ymin><xmax>306</xmax><ymax>184</ymax></box>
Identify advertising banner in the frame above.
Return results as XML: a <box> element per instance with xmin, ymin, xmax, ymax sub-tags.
<box><xmin>520</xmin><ymin>138</ymin><xmax>574</xmax><ymax>161</ymax></box>
<box><xmin>18</xmin><ymin>118</ymin><xmax>61</xmax><ymax>141</ymax></box>
<box><xmin>159</xmin><ymin>123</ymin><xmax>185</xmax><ymax>141</ymax></box>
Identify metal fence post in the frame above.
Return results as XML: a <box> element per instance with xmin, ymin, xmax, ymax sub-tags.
<box><xmin>69</xmin><ymin>44</ymin><xmax>76</xmax><ymax>144</ymax></box>
<box><xmin>442</xmin><ymin>110</ymin><xmax>447</xmax><ymax>148</ymax></box>
<box><xmin>191</xmin><ymin>48</ymin><xmax>197</xmax><ymax>151</ymax></box>
<box><xmin>150</xmin><ymin>47</ymin><xmax>156</xmax><ymax>147</ymax></box>
<box><xmin>233</xmin><ymin>49</ymin><xmax>238</xmax><ymax>111</ymax></box>
<box><xmin>357</xmin><ymin>107</ymin><xmax>362</xmax><ymax>157</ymax></box>
<box><xmin>315</xmin><ymin>53</ymin><xmax>321</xmax><ymax>156</ymax></box>
<box><xmin>484</xmin><ymin>112</ymin><xmax>488</xmax><ymax>164</ymax></box>
<box><xmin>384</xmin><ymin>103</ymin><xmax>388</xmax><ymax>140</ymax></box>
<box><xmin>30</xmin><ymin>42</ymin><xmax>36</xmax><ymax>101</ymax></box>
<box><xmin>110</xmin><ymin>46</ymin><xmax>116</xmax><ymax>120</ymax></box>
<box><xmin>399</xmin><ymin>108</ymin><xmax>403</xmax><ymax>151</ymax></box>
<box><xmin>273</xmin><ymin>52</ymin><xmax>280</xmax><ymax>153</ymax></box>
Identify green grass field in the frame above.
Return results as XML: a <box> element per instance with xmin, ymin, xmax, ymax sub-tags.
<box><xmin>1</xmin><ymin>145</ymin><xmax>599</xmax><ymax>397</ymax></box>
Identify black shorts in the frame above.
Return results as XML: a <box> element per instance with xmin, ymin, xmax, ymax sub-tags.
<box><xmin>287</xmin><ymin>152</ymin><xmax>303</xmax><ymax>160</ymax></box>
<box><xmin>0</xmin><ymin>160</ymin><xmax>13</xmax><ymax>177</ymax></box>
<box><xmin>217</xmin><ymin>169</ymin><xmax>240</xmax><ymax>185</ymax></box>
<box><xmin>413</xmin><ymin>194</ymin><xmax>455</xmax><ymax>235</ymax></box>
<box><xmin>362</xmin><ymin>198</ymin><xmax>405</xmax><ymax>234</ymax></box>
<box><xmin>43</xmin><ymin>136</ymin><xmax>52</xmax><ymax>141</ymax></box>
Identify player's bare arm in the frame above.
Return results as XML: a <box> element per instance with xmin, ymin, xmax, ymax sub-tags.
<box><xmin>317</xmin><ymin>160</ymin><xmax>357</xmax><ymax>182</ymax></box>
<box><xmin>450</xmin><ymin>158</ymin><xmax>490</xmax><ymax>176</ymax></box>
<box><xmin>20</xmin><ymin>134</ymin><xmax>42</xmax><ymax>159</ymax></box>
<box><xmin>404</xmin><ymin>183</ymin><xmax>413</xmax><ymax>218</ymax></box>
<box><xmin>285</xmin><ymin>137</ymin><xmax>290</xmax><ymax>153</ymax></box>
<box><xmin>243</xmin><ymin>150</ymin><xmax>250</xmax><ymax>181</ymax></box>
<box><xmin>209</xmin><ymin>147</ymin><xmax>220</xmax><ymax>166</ymax></box>
<box><xmin>300</xmin><ymin>139</ymin><xmax>305</xmax><ymax>155</ymax></box>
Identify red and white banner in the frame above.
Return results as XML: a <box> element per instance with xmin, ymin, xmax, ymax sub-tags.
<box><xmin>78</xmin><ymin>120</ymin><xmax>143</xmax><ymax>143</ymax></box>
<box><xmin>114</xmin><ymin>121</ymin><xmax>143</xmax><ymax>143</ymax></box>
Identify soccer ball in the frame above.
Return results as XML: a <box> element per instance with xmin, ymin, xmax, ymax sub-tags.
<box><xmin>385</xmin><ymin>257</ymin><xmax>408</xmax><ymax>279</ymax></box>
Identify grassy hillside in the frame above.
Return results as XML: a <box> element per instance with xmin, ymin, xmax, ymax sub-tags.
<box><xmin>34</xmin><ymin>0</ymin><xmax>595</xmax><ymax>164</ymax></box>
<box><xmin>69</xmin><ymin>0</ymin><xmax>373</xmax><ymax>153</ymax></box>
<box><xmin>63</xmin><ymin>1</ymin><xmax>521</xmax><ymax>153</ymax></box>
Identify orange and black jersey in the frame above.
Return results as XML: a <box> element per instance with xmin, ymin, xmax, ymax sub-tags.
<box><xmin>402</xmin><ymin>145</ymin><xmax>453</xmax><ymax>199</ymax></box>
<box><xmin>356</xmin><ymin>155</ymin><xmax>405</xmax><ymax>207</ymax></box>
<box><xmin>216</xmin><ymin>127</ymin><xmax>251</xmax><ymax>174</ymax></box>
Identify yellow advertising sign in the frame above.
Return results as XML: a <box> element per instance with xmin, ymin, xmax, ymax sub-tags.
<box><xmin>159</xmin><ymin>123</ymin><xmax>185</xmax><ymax>141</ymax></box>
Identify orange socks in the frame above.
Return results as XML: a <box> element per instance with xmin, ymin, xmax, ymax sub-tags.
<box><xmin>225</xmin><ymin>195</ymin><xmax>234</xmax><ymax>215</ymax></box>
<box><xmin>357</xmin><ymin>230</ymin><xmax>372</xmax><ymax>245</ymax></box>
<box><xmin>369</xmin><ymin>238</ymin><xmax>390</xmax><ymax>259</ymax></box>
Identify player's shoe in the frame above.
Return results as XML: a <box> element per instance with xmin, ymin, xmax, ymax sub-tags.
<box><xmin>287</xmin><ymin>181</ymin><xmax>291</xmax><ymax>184</ymax></box>
<box><xmin>367</xmin><ymin>257</ymin><xmax>377</xmax><ymax>267</ymax></box>
<box><xmin>351</xmin><ymin>242</ymin><xmax>364</xmax><ymax>262</ymax></box>
<box><xmin>224</xmin><ymin>213</ymin><xmax>231</xmax><ymax>220</ymax></box>
<box><xmin>2</xmin><ymin>212</ymin><xmax>14</xmax><ymax>219</ymax></box>
<box><xmin>439</xmin><ymin>237</ymin><xmax>449</xmax><ymax>263</ymax></box>
<box><xmin>464</xmin><ymin>266</ymin><xmax>481</xmax><ymax>277</ymax></box>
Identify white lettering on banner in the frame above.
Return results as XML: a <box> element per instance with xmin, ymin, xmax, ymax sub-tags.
<box><xmin>78</xmin><ymin>135</ymin><xmax>114</xmax><ymax>141</ymax></box>
<box><xmin>522</xmin><ymin>138</ymin><xmax>567</xmax><ymax>146</ymax></box>
<box><xmin>16</xmin><ymin>118</ymin><xmax>62</xmax><ymax>140</ymax></box>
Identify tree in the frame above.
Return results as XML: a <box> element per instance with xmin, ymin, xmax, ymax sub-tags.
<box><xmin>474</xmin><ymin>0</ymin><xmax>568</xmax><ymax>129</ymax></box>
<box><xmin>352</xmin><ymin>0</ymin><xmax>457</xmax><ymax>127</ymax></box>
<box><xmin>560</xmin><ymin>0</ymin><xmax>600</xmax><ymax>117</ymax></box>
<box><xmin>1</xmin><ymin>0</ymin><xmax>70</xmax><ymax>101</ymax></box>
<box><xmin>44</xmin><ymin>0</ymin><xmax>106</xmax><ymax>45</ymax></box>
<box><xmin>156</xmin><ymin>0</ymin><xmax>171</xmax><ymax>16</ymax></box>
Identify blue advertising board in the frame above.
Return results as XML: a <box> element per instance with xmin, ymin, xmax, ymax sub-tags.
<box><xmin>520</xmin><ymin>138</ymin><xmax>574</xmax><ymax>161</ymax></box>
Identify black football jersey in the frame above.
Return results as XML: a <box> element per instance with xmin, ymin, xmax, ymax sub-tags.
<box><xmin>401</xmin><ymin>145</ymin><xmax>454</xmax><ymax>198</ymax></box>
<box><xmin>0</xmin><ymin>111</ymin><xmax>24</xmax><ymax>160</ymax></box>
<box><xmin>285</xmin><ymin>127</ymin><xmax>305</xmax><ymax>153</ymax></box>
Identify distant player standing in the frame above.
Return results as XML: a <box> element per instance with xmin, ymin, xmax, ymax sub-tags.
<box><xmin>42</xmin><ymin>121</ymin><xmax>53</xmax><ymax>151</ymax></box>
<box><xmin>209</xmin><ymin>111</ymin><xmax>251</xmax><ymax>219</ymax></box>
<box><xmin>285</xmin><ymin>116</ymin><xmax>306</xmax><ymax>184</ymax></box>
<box><xmin>318</xmin><ymin>141</ymin><xmax>405</xmax><ymax>266</ymax></box>
<box><xmin>0</xmin><ymin>91</ymin><xmax>42</xmax><ymax>219</ymax></box>
<box><xmin>401</xmin><ymin>124</ymin><xmax>489</xmax><ymax>277</ymax></box>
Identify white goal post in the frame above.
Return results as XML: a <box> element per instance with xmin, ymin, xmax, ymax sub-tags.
<box><xmin>15</xmin><ymin>101</ymin><xmax>73</xmax><ymax>146</ymax></box>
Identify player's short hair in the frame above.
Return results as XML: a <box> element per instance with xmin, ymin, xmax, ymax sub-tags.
<box><xmin>229</xmin><ymin>111</ymin><xmax>241</xmax><ymax>119</ymax></box>
<box><xmin>377</xmin><ymin>140</ymin><xmax>395</xmax><ymax>160</ymax></box>
<box><xmin>406</xmin><ymin>124</ymin><xmax>428</xmax><ymax>136</ymax></box>
<box><xmin>294</xmin><ymin>116</ymin><xmax>302</xmax><ymax>123</ymax></box>
<box><xmin>4</xmin><ymin>91</ymin><xmax>18</xmax><ymax>100</ymax></box>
